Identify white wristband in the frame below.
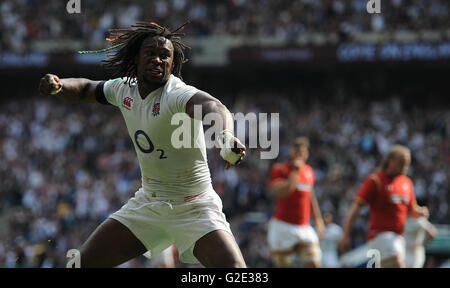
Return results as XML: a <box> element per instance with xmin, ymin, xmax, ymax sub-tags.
<box><xmin>217</xmin><ymin>130</ymin><xmax>243</xmax><ymax>165</ymax></box>
<box><xmin>217</xmin><ymin>129</ymin><xmax>234</xmax><ymax>149</ymax></box>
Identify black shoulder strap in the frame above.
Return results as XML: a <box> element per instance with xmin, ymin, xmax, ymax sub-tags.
<box><xmin>95</xmin><ymin>81</ymin><xmax>111</xmax><ymax>105</ymax></box>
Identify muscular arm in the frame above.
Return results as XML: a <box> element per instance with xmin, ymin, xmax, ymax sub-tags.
<box><xmin>39</xmin><ymin>74</ymin><xmax>103</xmax><ymax>104</ymax></box>
<box><xmin>186</xmin><ymin>90</ymin><xmax>234</xmax><ymax>131</ymax></box>
<box><xmin>186</xmin><ymin>90</ymin><xmax>245</xmax><ymax>169</ymax></box>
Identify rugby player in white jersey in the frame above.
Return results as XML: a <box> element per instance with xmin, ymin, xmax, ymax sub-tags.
<box><xmin>403</xmin><ymin>211</ymin><xmax>437</xmax><ymax>268</ymax></box>
<box><xmin>39</xmin><ymin>21</ymin><xmax>246</xmax><ymax>268</ymax></box>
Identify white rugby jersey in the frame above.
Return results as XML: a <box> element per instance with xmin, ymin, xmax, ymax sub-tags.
<box><xmin>103</xmin><ymin>75</ymin><xmax>213</xmax><ymax>197</ymax></box>
<box><xmin>404</xmin><ymin>217</ymin><xmax>431</xmax><ymax>250</ymax></box>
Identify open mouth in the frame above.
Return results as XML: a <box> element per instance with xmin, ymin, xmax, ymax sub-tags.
<box><xmin>148</xmin><ymin>68</ymin><xmax>163</xmax><ymax>76</ymax></box>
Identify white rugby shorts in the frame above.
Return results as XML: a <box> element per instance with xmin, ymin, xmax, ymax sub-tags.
<box><xmin>109</xmin><ymin>187</ymin><xmax>233</xmax><ymax>264</ymax></box>
<box><xmin>368</xmin><ymin>231</ymin><xmax>405</xmax><ymax>261</ymax></box>
<box><xmin>267</xmin><ymin>218</ymin><xmax>319</xmax><ymax>252</ymax></box>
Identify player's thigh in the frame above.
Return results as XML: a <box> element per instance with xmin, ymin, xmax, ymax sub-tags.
<box><xmin>193</xmin><ymin>229</ymin><xmax>246</xmax><ymax>268</ymax></box>
<box><xmin>80</xmin><ymin>218</ymin><xmax>147</xmax><ymax>268</ymax></box>
<box><xmin>296</xmin><ymin>242</ymin><xmax>322</xmax><ymax>268</ymax></box>
<box><xmin>271</xmin><ymin>250</ymin><xmax>295</xmax><ymax>268</ymax></box>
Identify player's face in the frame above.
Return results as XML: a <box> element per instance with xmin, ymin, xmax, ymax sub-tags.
<box><xmin>137</xmin><ymin>36</ymin><xmax>174</xmax><ymax>84</ymax></box>
<box><xmin>390</xmin><ymin>152</ymin><xmax>411</xmax><ymax>176</ymax></box>
<box><xmin>289</xmin><ymin>145</ymin><xmax>309</xmax><ymax>162</ymax></box>
<box><xmin>289</xmin><ymin>146</ymin><xmax>300</xmax><ymax>161</ymax></box>
<box><xmin>300</xmin><ymin>146</ymin><xmax>309</xmax><ymax>162</ymax></box>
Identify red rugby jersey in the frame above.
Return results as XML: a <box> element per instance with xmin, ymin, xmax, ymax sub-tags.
<box><xmin>355</xmin><ymin>171</ymin><xmax>417</xmax><ymax>240</ymax></box>
<box><xmin>269</xmin><ymin>162</ymin><xmax>315</xmax><ymax>225</ymax></box>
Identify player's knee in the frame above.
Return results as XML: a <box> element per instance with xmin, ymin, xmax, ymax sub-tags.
<box><xmin>272</xmin><ymin>254</ymin><xmax>294</xmax><ymax>268</ymax></box>
<box><xmin>305</xmin><ymin>260</ymin><xmax>321</xmax><ymax>268</ymax></box>
<box><xmin>298</xmin><ymin>243</ymin><xmax>321</xmax><ymax>267</ymax></box>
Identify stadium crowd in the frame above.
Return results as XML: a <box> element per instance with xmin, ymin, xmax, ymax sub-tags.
<box><xmin>0</xmin><ymin>81</ymin><xmax>448</xmax><ymax>267</ymax></box>
<box><xmin>1</xmin><ymin>0</ymin><xmax>450</xmax><ymax>52</ymax></box>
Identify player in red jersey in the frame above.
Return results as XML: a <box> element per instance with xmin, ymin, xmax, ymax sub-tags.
<box><xmin>267</xmin><ymin>137</ymin><xmax>325</xmax><ymax>268</ymax></box>
<box><xmin>339</xmin><ymin>145</ymin><xmax>429</xmax><ymax>268</ymax></box>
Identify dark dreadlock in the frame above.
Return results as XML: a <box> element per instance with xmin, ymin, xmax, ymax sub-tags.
<box><xmin>81</xmin><ymin>21</ymin><xmax>191</xmax><ymax>86</ymax></box>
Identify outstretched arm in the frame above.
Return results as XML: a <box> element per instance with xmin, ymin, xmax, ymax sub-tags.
<box><xmin>186</xmin><ymin>90</ymin><xmax>245</xmax><ymax>169</ymax></box>
<box><xmin>39</xmin><ymin>74</ymin><xmax>102</xmax><ymax>104</ymax></box>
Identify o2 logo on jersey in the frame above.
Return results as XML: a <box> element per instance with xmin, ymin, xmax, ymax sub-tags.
<box><xmin>123</xmin><ymin>97</ymin><xmax>134</xmax><ymax>110</ymax></box>
<box><xmin>390</xmin><ymin>195</ymin><xmax>410</xmax><ymax>204</ymax></box>
<box><xmin>134</xmin><ymin>130</ymin><xmax>167</xmax><ymax>159</ymax></box>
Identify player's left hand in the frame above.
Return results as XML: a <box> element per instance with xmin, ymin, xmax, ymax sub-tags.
<box><xmin>218</xmin><ymin>130</ymin><xmax>246</xmax><ymax>170</ymax></box>
<box><xmin>411</xmin><ymin>205</ymin><xmax>429</xmax><ymax>218</ymax></box>
<box><xmin>419</xmin><ymin>206</ymin><xmax>430</xmax><ymax>218</ymax></box>
<box><xmin>224</xmin><ymin>136</ymin><xmax>246</xmax><ymax>170</ymax></box>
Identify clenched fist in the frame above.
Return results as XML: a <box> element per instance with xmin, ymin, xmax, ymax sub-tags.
<box><xmin>39</xmin><ymin>74</ymin><xmax>62</xmax><ymax>96</ymax></box>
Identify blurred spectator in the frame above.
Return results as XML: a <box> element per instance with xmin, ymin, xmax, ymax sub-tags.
<box><xmin>1</xmin><ymin>0</ymin><xmax>450</xmax><ymax>52</ymax></box>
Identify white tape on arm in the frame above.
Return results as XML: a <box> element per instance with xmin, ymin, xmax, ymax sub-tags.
<box><xmin>217</xmin><ymin>130</ymin><xmax>242</xmax><ymax>165</ymax></box>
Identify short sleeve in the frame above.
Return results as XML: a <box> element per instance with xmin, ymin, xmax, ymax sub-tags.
<box><xmin>166</xmin><ymin>86</ymin><xmax>199</xmax><ymax>114</ymax></box>
<box><xmin>355</xmin><ymin>177</ymin><xmax>376</xmax><ymax>205</ymax></box>
<box><xmin>103</xmin><ymin>78</ymin><xmax>125</xmax><ymax>107</ymax></box>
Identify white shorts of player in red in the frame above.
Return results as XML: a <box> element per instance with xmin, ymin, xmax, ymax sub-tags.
<box><xmin>267</xmin><ymin>218</ymin><xmax>321</xmax><ymax>264</ymax></box>
<box><xmin>109</xmin><ymin>187</ymin><xmax>233</xmax><ymax>264</ymax></box>
<box><xmin>368</xmin><ymin>231</ymin><xmax>406</xmax><ymax>264</ymax></box>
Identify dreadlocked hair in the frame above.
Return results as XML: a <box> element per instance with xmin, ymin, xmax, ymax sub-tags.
<box><xmin>100</xmin><ymin>21</ymin><xmax>191</xmax><ymax>86</ymax></box>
